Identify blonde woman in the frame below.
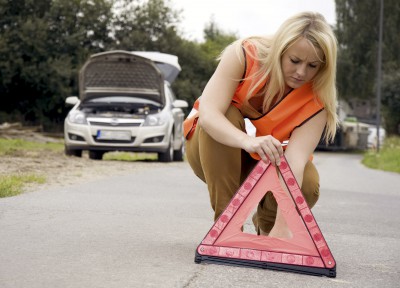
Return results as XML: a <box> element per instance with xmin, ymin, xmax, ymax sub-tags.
<box><xmin>184</xmin><ymin>12</ymin><xmax>338</xmax><ymax>238</ymax></box>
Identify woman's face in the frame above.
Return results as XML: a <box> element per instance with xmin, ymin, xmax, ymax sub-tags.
<box><xmin>281</xmin><ymin>37</ymin><xmax>324</xmax><ymax>89</ymax></box>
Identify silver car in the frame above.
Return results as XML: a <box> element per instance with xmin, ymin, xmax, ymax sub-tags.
<box><xmin>64</xmin><ymin>50</ymin><xmax>188</xmax><ymax>162</ymax></box>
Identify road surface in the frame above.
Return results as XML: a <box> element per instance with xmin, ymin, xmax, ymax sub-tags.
<box><xmin>0</xmin><ymin>152</ymin><xmax>399</xmax><ymax>287</ymax></box>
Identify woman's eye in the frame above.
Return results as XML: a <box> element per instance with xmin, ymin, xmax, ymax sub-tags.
<box><xmin>309</xmin><ymin>64</ymin><xmax>318</xmax><ymax>68</ymax></box>
<box><xmin>290</xmin><ymin>59</ymin><xmax>299</xmax><ymax>64</ymax></box>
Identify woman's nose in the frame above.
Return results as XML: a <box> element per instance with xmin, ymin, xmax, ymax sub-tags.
<box><xmin>296</xmin><ymin>64</ymin><xmax>307</xmax><ymax>77</ymax></box>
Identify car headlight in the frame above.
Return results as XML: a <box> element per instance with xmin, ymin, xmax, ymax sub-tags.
<box><xmin>143</xmin><ymin>110</ymin><xmax>169</xmax><ymax>126</ymax></box>
<box><xmin>68</xmin><ymin>110</ymin><xmax>87</xmax><ymax>124</ymax></box>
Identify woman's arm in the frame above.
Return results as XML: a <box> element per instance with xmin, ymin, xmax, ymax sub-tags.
<box><xmin>266</xmin><ymin>110</ymin><xmax>327</xmax><ymax>238</ymax></box>
<box><xmin>199</xmin><ymin>44</ymin><xmax>283</xmax><ymax>165</ymax></box>
<box><xmin>284</xmin><ymin>109</ymin><xmax>327</xmax><ymax>187</ymax></box>
<box><xmin>198</xmin><ymin>44</ymin><xmax>247</xmax><ymax>146</ymax></box>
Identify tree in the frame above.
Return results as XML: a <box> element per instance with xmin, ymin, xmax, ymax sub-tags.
<box><xmin>172</xmin><ymin>18</ymin><xmax>238</xmax><ymax>108</ymax></box>
<box><xmin>112</xmin><ymin>0</ymin><xmax>181</xmax><ymax>51</ymax></box>
<box><xmin>112</xmin><ymin>1</ymin><xmax>237</xmax><ymax>110</ymax></box>
<box><xmin>335</xmin><ymin>0</ymin><xmax>379</xmax><ymax>100</ymax></box>
<box><xmin>201</xmin><ymin>17</ymin><xmax>237</xmax><ymax>75</ymax></box>
<box><xmin>0</xmin><ymin>0</ymin><xmax>238</xmax><ymax>130</ymax></box>
<box><xmin>0</xmin><ymin>0</ymin><xmax>115</xmax><ymax>129</ymax></box>
<box><xmin>335</xmin><ymin>0</ymin><xmax>400</xmax><ymax>134</ymax></box>
<box><xmin>382</xmin><ymin>71</ymin><xmax>400</xmax><ymax>134</ymax></box>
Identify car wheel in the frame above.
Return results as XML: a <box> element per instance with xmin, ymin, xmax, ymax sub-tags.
<box><xmin>65</xmin><ymin>146</ymin><xmax>82</xmax><ymax>157</ymax></box>
<box><xmin>173</xmin><ymin>143</ymin><xmax>184</xmax><ymax>162</ymax></box>
<box><xmin>158</xmin><ymin>135</ymin><xmax>173</xmax><ymax>163</ymax></box>
<box><xmin>89</xmin><ymin>150</ymin><xmax>104</xmax><ymax>160</ymax></box>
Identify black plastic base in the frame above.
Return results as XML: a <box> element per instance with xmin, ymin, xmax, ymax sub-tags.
<box><xmin>195</xmin><ymin>251</ymin><xmax>336</xmax><ymax>278</ymax></box>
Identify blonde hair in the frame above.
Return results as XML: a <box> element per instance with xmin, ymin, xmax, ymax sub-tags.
<box><xmin>231</xmin><ymin>12</ymin><xmax>338</xmax><ymax>143</ymax></box>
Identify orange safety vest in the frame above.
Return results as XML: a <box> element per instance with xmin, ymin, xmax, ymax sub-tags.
<box><xmin>183</xmin><ymin>43</ymin><xmax>324</xmax><ymax>159</ymax></box>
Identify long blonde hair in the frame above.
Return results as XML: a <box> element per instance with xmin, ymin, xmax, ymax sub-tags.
<box><xmin>232</xmin><ymin>12</ymin><xmax>338</xmax><ymax>143</ymax></box>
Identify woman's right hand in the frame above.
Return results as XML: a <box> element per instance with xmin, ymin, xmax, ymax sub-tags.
<box><xmin>242</xmin><ymin>135</ymin><xmax>284</xmax><ymax>166</ymax></box>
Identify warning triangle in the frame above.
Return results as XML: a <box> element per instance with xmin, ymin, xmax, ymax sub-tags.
<box><xmin>194</xmin><ymin>156</ymin><xmax>336</xmax><ymax>277</ymax></box>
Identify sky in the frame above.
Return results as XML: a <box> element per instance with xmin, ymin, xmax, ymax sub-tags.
<box><xmin>170</xmin><ymin>0</ymin><xmax>336</xmax><ymax>42</ymax></box>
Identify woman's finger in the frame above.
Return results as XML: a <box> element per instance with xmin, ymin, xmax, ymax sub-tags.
<box><xmin>255</xmin><ymin>146</ymin><xmax>269</xmax><ymax>163</ymax></box>
<box><xmin>260</xmin><ymin>139</ymin><xmax>281</xmax><ymax>166</ymax></box>
<box><xmin>260</xmin><ymin>144</ymin><xmax>279</xmax><ymax>166</ymax></box>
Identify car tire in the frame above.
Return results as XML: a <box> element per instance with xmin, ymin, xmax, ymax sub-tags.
<box><xmin>173</xmin><ymin>143</ymin><xmax>184</xmax><ymax>162</ymax></box>
<box><xmin>89</xmin><ymin>150</ymin><xmax>104</xmax><ymax>160</ymax></box>
<box><xmin>65</xmin><ymin>146</ymin><xmax>82</xmax><ymax>157</ymax></box>
<box><xmin>158</xmin><ymin>136</ymin><xmax>173</xmax><ymax>163</ymax></box>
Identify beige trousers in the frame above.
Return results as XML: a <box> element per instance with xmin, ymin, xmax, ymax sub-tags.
<box><xmin>185</xmin><ymin>105</ymin><xmax>320</xmax><ymax>233</ymax></box>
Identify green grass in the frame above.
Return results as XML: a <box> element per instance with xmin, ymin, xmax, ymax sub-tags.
<box><xmin>103</xmin><ymin>151</ymin><xmax>157</xmax><ymax>161</ymax></box>
<box><xmin>0</xmin><ymin>138</ymin><xmax>161</xmax><ymax>198</ymax></box>
<box><xmin>0</xmin><ymin>138</ymin><xmax>62</xmax><ymax>197</ymax></box>
<box><xmin>0</xmin><ymin>138</ymin><xmax>63</xmax><ymax>156</ymax></box>
<box><xmin>362</xmin><ymin>136</ymin><xmax>400</xmax><ymax>173</ymax></box>
<box><xmin>0</xmin><ymin>174</ymin><xmax>46</xmax><ymax>198</ymax></box>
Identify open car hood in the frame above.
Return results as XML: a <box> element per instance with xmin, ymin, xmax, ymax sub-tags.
<box><xmin>131</xmin><ymin>51</ymin><xmax>181</xmax><ymax>84</ymax></box>
<box><xmin>79</xmin><ymin>50</ymin><xmax>180</xmax><ymax>104</ymax></box>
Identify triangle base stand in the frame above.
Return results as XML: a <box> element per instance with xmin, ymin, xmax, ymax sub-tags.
<box><xmin>194</xmin><ymin>156</ymin><xmax>337</xmax><ymax>278</ymax></box>
<box><xmin>195</xmin><ymin>250</ymin><xmax>336</xmax><ymax>278</ymax></box>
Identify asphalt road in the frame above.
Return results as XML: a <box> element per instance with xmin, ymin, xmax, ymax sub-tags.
<box><xmin>1</xmin><ymin>152</ymin><xmax>399</xmax><ymax>288</ymax></box>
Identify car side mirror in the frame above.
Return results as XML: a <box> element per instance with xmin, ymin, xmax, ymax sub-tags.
<box><xmin>172</xmin><ymin>99</ymin><xmax>188</xmax><ymax>109</ymax></box>
<box><xmin>65</xmin><ymin>96</ymin><xmax>79</xmax><ymax>106</ymax></box>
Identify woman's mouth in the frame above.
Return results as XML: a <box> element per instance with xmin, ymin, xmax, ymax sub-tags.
<box><xmin>291</xmin><ymin>77</ymin><xmax>304</xmax><ymax>82</ymax></box>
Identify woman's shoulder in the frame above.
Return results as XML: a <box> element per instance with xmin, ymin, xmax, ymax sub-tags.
<box><xmin>238</xmin><ymin>36</ymin><xmax>271</xmax><ymax>67</ymax></box>
<box><xmin>242</xmin><ymin>36</ymin><xmax>272</xmax><ymax>49</ymax></box>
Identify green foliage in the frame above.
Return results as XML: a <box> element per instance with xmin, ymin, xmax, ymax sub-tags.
<box><xmin>172</xmin><ymin>18</ymin><xmax>237</xmax><ymax>108</ymax></box>
<box><xmin>362</xmin><ymin>136</ymin><xmax>400</xmax><ymax>173</ymax></box>
<box><xmin>171</xmin><ymin>38</ymin><xmax>218</xmax><ymax>108</ymax></box>
<box><xmin>335</xmin><ymin>0</ymin><xmax>400</xmax><ymax>135</ymax></box>
<box><xmin>335</xmin><ymin>0</ymin><xmax>380</xmax><ymax>100</ymax></box>
<box><xmin>0</xmin><ymin>0</ymin><xmax>238</xmax><ymax>130</ymax></box>
<box><xmin>106</xmin><ymin>0</ymin><xmax>237</xmax><ymax>111</ymax></box>
<box><xmin>0</xmin><ymin>0</ymin><xmax>115</xmax><ymax>129</ymax></box>
<box><xmin>381</xmin><ymin>71</ymin><xmax>400</xmax><ymax>135</ymax></box>
<box><xmin>113</xmin><ymin>0</ymin><xmax>181</xmax><ymax>51</ymax></box>
<box><xmin>0</xmin><ymin>174</ymin><xmax>46</xmax><ymax>198</ymax></box>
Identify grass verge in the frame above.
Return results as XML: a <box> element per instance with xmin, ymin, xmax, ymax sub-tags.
<box><xmin>0</xmin><ymin>174</ymin><xmax>46</xmax><ymax>198</ymax></box>
<box><xmin>362</xmin><ymin>136</ymin><xmax>400</xmax><ymax>173</ymax></box>
<box><xmin>0</xmin><ymin>138</ymin><xmax>62</xmax><ymax>197</ymax></box>
<box><xmin>0</xmin><ymin>138</ymin><xmax>63</xmax><ymax>156</ymax></box>
<box><xmin>0</xmin><ymin>138</ymin><xmax>158</xmax><ymax>197</ymax></box>
<box><xmin>104</xmin><ymin>151</ymin><xmax>157</xmax><ymax>161</ymax></box>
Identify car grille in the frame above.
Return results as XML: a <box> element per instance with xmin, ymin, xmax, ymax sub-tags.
<box><xmin>88</xmin><ymin>120</ymin><xmax>141</xmax><ymax>127</ymax></box>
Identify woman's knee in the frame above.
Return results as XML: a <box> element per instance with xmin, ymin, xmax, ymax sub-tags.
<box><xmin>301</xmin><ymin>161</ymin><xmax>320</xmax><ymax>208</ymax></box>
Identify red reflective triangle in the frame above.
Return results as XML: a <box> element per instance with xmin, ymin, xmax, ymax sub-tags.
<box><xmin>195</xmin><ymin>156</ymin><xmax>336</xmax><ymax>277</ymax></box>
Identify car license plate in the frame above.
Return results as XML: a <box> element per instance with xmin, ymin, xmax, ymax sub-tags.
<box><xmin>97</xmin><ymin>130</ymin><xmax>131</xmax><ymax>140</ymax></box>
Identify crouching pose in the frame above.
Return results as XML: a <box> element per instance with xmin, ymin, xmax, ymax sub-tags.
<box><xmin>184</xmin><ymin>12</ymin><xmax>338</xmax><ymax>238</ymax></box>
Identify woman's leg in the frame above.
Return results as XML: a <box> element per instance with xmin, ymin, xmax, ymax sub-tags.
<box><xmin>186</xmin><ymin>105</ymin><xmax>255</xmax><ymax>221</ymax></box>
<box><xmin>255</xmin><ymin>160</ymin><xmax>320</xmax><ymax>235</ymax></box>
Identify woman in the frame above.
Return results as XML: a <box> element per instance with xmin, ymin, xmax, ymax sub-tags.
<box><xmin>184</xmin><ymin>12</ymin><xmax>338</xmax><ymax>239</ymax></box>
